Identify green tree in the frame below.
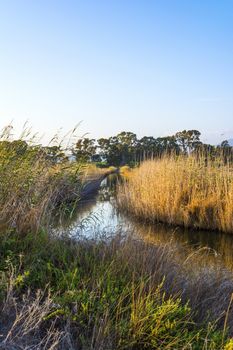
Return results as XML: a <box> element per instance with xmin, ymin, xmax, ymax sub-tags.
<box><xmin>97</xmin><ymin>137</ymin><xmax>121</xmax><ymax>165</ymax></box>
<box><xmin>73</xmin><ymin>138</ymin><xmax>96</xmax><ymax>162</ymax></box>
<box><xmin>175</xmin><ymin>130</ymin><xmax>201</xmax><ymax>153</ymax></box>
<box><xmin>116</xmin><ymin>132</ymin><xmax>138</xmax><ymax>165</ymax></box>
<box><xmin>42</xmin><ymin>145</ymin><xmax>67</xmax><ymax>164</ymax></box>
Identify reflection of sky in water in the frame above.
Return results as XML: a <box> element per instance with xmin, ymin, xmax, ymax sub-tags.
<box><xmin>56</xmin><ymin>176</ymin><xmax>233</xmax><ymax>271</ymax></box>
<box><xmin>64</xmin><ymin>175</ymin><xmax>133</xmax><ymax>238</ymax></box>
<box><xmin>73</xmin><ymin>200</ymin><xmax>127</xmax><ymax>238</ymax></box>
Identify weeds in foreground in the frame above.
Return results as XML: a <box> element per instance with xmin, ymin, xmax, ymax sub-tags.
<box><xmin>0</xmin><ymin>231</ymin><xmax>233</xmax><ymax>349</ymax></box>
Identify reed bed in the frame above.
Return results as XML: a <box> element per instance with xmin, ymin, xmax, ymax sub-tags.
<box><xmin>0</xmin><ymin>145</ymin><xmax>82</xmax><ymax>234</ymax></box>
<box><xmin>0</xmin><ymin>135</ymin><xmax>107</xmax><ymax>235</ymax></box>
<box><xmin>118</xmin><ymin>156</ymin><xmax>233</xmax><ymax>233</ymax></box>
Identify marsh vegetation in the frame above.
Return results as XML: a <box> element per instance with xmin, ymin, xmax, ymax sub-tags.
<box><xmin>118</xmin><ymin>155</ymin><xmax>233</xmax><ymax>233</ymax></box>
<box><xmin>0</xmin><ymin>126</ymin><xmax>233</xmax><ymax>349</ymax></box>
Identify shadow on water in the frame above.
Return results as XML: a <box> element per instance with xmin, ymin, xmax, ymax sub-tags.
<box><xmin>57</xmin><ymin>174</ymin><xmax>233</xmax><ymax>270</ymax></box>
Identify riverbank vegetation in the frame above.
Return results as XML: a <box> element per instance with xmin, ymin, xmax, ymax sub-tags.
<box><xmin>1</xmin><ymin>231</ymin><xmax>233</xmax><ymax>349</ymax></box>
<box><xmin>1</xmin><ymin>126</ymin><xmax>233</xmax><ymax>348</ymax></box>
<box><xmin>0</xmin><ymin>127</ymin><xmax>110</xmax><ymax>234</ymax></box>
<box><xmin>118</xmin><ymin>155</ymin><xmax>233</xmax><ymax>233</ymax></box>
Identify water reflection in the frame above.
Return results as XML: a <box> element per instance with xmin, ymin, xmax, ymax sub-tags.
<box><xmin>58</xmin><ymin>174</ymin><xmax>233</xmax><ymax>270</ymax></box>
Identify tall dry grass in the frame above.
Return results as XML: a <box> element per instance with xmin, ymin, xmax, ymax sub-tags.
<box><xmin>118</xmin><ymin>155</ymin><xmax>233</xmax><ymax>233</ymax></box>
<box><xmin>0</xmin><ymin>145</ymin><xmax>82</xmax><ymax>234</ymax></box>
<box><xmin>0</xmin><ymin>128</ymin><xmax>105</xmax><ymax>234</ymax></box>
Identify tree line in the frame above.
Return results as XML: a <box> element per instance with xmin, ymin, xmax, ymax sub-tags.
<box><xmin>0</xmin><ymin>129</ymin><xmax>232</xmax><ymax>166</ymax></box>
<box><xmin>72</xmin><ymin>130</ymin><xmax>233</xmax><ymax>166</ymax></box>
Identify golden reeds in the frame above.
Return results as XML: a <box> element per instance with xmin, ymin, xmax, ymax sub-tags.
<box><xmin>118</xmin><ymin>155</ymin><xmax>233</xmax><ymax>233</ymax></box>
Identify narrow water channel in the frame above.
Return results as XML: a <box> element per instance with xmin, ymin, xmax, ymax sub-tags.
<box><xmin>59</xmin><ymin>174</ymin><xmax>233</xmax><ymax>271</ymax></box>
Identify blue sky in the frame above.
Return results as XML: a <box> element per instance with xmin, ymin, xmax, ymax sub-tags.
<box><xmin>0</xmin><ymin>0</ymin><xmax>232</xmax><ymax>144</ymax></box>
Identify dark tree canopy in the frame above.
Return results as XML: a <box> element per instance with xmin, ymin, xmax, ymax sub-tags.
<box><xmin>1</xmin><ymin>129</ymin><xmax>232</xmax><ymax>167</ymax></box>
<box><xmin>71</xmin><ymin>129</ymin><xmax>233</xmax><ymax>166</ymax></box>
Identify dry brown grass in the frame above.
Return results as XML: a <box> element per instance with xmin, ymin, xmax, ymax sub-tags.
<box><xmin>0</xmin><ymin>155</ymin><xmax>82</xmax><ymax>234</ymax></box>
<box><xmin>119</xmin><ymin>165</ymin><xmax>132</xmax><ymax>178</ymax></box>
<box><xmin>0</xmin><ymin>290</ymin><xmax>74</xmax><ymax>350</ymax></box>
<box><xmin>0</xmin><ymin>139</ymin><xmax>108</xmax><ymax>235</ymax></box>
<box><xmin>118</xmin><ymin>156</ymin><xmax>233</xmax><ymax>233</ymax></box>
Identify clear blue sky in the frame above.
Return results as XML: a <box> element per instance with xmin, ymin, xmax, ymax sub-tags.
<box><xmin>0</xmin><ymin>0</ymin><xmax>232</xmax><ymax>144</ymax></box>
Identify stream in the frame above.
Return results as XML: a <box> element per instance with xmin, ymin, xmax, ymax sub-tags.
<box><xmin>58</xmin><ymin>174</ymin><xmax>233</xmax><ymax>271</ymax></box>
